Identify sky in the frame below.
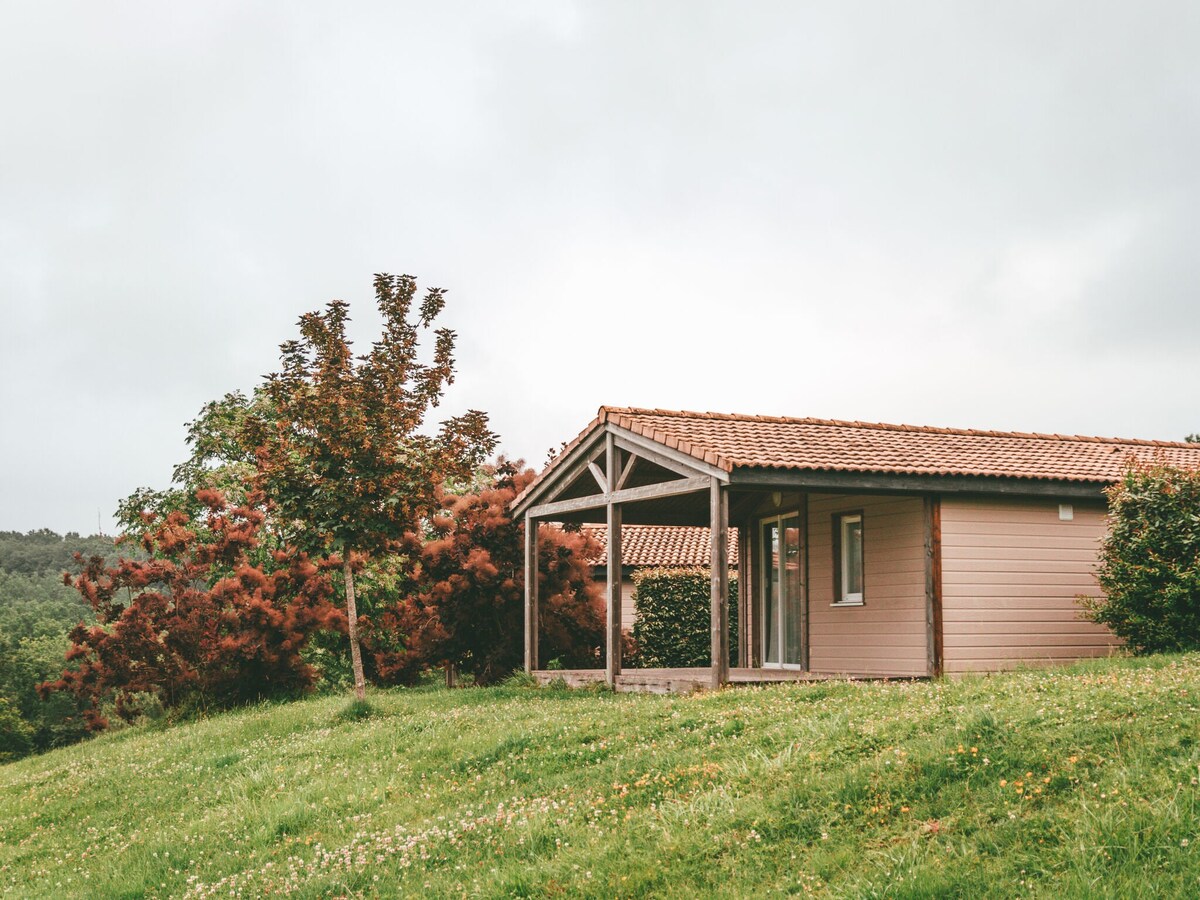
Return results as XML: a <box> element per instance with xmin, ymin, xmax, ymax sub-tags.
<box><xmin>2</xmin><ymin>1</ymin><xmax>1198</xmax><ymax>535</ymax></box>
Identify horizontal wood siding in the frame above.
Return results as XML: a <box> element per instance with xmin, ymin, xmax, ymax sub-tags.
<box><xmin>807</xmin><ymin>494</ymin><xmax>928</xmax><ymax>676</ymax></box>
<box><xmin>940</xmin><ymin>497</ymin><xmax>1116</xmax><ymax>673</ymax></box>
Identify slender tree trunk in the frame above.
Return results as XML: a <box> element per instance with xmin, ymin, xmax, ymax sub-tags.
<box><xmin>343</xmin><ymin>556</ymin><xmax>367</xmax><ymax>701</ymax></box>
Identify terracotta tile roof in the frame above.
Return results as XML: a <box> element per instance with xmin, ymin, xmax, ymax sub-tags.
<box><xmin>582</xmin><ymin>525</ymin><xmax>739</xmax><ymax>567</ymax></box>
<box><xmin>599</xmin><ymin>407</ymin><xmax>1200</xmax><ymax>484</ymax></box>
<box><xmin>512</xmin><ymin>406</ymin><xmax>1200</xmax><ymax>512</ymax></box>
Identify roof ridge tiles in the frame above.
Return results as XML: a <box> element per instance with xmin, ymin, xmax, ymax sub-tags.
<box><xmin>598</xmin><ymin>405</ymin><xmax>1196</xmax><ymax>450</ymax></box>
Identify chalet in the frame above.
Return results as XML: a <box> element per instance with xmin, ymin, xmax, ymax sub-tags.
<box><xmin>511</xmin><ymin>407</ymin><xmax>1200</xmax><ymax>693</ymax></box>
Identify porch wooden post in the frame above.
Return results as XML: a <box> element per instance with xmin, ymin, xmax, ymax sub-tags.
<box><xmin>605</xmin><ymin>433</ymin><xmax>623</xmax><ymax>687</ymax></box>
<box><xmin>710</xmin><ymin>478</ymin><xmax>729</xmax><ymax>690</ymax></box>
<box><xmin>736</xmin><ymin>519</ymin><xmax>750</xmax><ymax>670</ymax></box>
<box><xmin>923</xmin><ymin>495</ymin><xmax>943</xmax><ymax>677</ymax></box>
<box><xmin>524</xmin><ymin>514</ymin><xmax>538</xmax><ymax>673</ymax></box>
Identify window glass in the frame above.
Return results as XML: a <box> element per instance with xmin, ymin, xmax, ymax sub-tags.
<box><xmin>844</xmin><ymin>517</ymin><xmax>863</xmax><ymax>597</ymax></box>
<box><xmin>836</xmin><ymin>513</ymin><xmax>863</xmax><ymax>605</ymax></box>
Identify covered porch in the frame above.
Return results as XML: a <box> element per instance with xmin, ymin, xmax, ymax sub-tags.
<box><xmin>509</xmin><ymin>408</ymin><xmax>947</xmax><ymax>693</ymax></box>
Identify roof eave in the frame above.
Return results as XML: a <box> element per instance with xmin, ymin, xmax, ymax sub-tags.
<box><xmin>728</xmin><ymin>466</ymin><xmax>1110</xmax><ymax>499</ymax></box>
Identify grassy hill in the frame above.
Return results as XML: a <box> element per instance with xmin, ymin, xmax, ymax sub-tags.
<box><xmin>1</xmin><ymin>655</ymin><xmax>1198</xmax><ymax>899</ymax></box>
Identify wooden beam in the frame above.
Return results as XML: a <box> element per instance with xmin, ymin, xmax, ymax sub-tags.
<box><xmin>513</xmin><ymin>432</ymin><xmax>607</xmax><ymax>515</ymax></box>
<box><xmin>800</xmin><ymin>492</ymin><xmax>810</xmax><ymax>672</ymax></box>
<box><xmin>730</xmin><ymin>467</ymin><xmax>1107</xmax><ymax>500</ymax></box>
<box><xmin>526</xmin><ymin>475</ymin><xmax>711</xmax><ymax>520</ymax></box>
<box><xmin>609</xmin><ymin>427</ymin><xmax>729</xmax><ymax>481</ymax></box>
<box><xmin>524</xmin><ymin>515</ymin><xmax>538</xmax><ymax>673</ymax></box>
<box><xmin>924</xmin><ymin>495</ymin><xmax>943</xmax><ymax>677</ymax></box>
<box><xmin>605</xmin><ymin>434</ymin><xmax>622</xmax><ymax>687</ymax></box>
<box><xmin>587</xmin><ymin>460</ymin><xmax>607</xmax><ymax>492</ymax></box>
<box><xmin>749</xmin><ymin>517</ymin><xmax>761</xmax><ymax>669</ymax></box>
<box><xmin>736</xmin><ymin>517</ymin><xmax>750</xmax><ymax>669</ymax></box>
<box><xmin>710</xmin><ymin>478</ymin><xmax>729</xmax><ymax>690</ymax></box>
<box><xmin>616</xmin><ymin>450</ymin><xmax>638</xmax><ymax>490</ymax></box>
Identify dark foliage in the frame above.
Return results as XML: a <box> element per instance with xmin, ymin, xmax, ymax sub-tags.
<box><xmin>0</xmin><ymin>531</ymin><xmax>111</xmax><ymax>758</ymax></box>
<box><xmin>366</xmin><ymin>460</ymin><xmax>605</xmax><ymax>685</ymax></box>
<box><xmin>0</xmin><ymin>530</ymin><xmax>117</xmax><ymax>576</ymax></box>
<box><xmin>630</xmin><ymin>567</ymin><xmax>738</xmax><ymax>668</ymax></box>
<box><xmin>1080</xmin><ymin>457</ymin><xmax>1200</xmax><ymax>653</ymax></box>
<box><xmin>43</xmin><ymin>490</ymin><xmax>343</xmax><ymax>729</ymax></box>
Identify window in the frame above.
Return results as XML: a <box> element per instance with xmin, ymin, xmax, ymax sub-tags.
<box><xmin>833</xmin><ymin>512</ymin><xmax>864</xmax><ymax>606</ymax></box>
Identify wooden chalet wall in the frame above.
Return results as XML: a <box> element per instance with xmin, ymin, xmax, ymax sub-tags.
<box><xmin>939</xmin><ymin>497</ymin><xmax>1117</xmax><ymax>673</ymax></box>
<box><xmin>805</xmin><ymin>494</ymin><xmax>929</xmax><ymax>677</ymax></box>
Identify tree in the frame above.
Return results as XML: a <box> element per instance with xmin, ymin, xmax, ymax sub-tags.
<box><xmin>43</xmin><ymin>490</ymin><xmax>342</xmax><ymax>728</ymax></box>
<box><xmin>372</xmin><ymin>460</ymin><xmax>604</xmax><ymax>685</ymax></box>
<box><xmin>242</xmin><ymin>274</ymin><xmax>497</xmax><ymax>699</ymax></box>
<box><xmin>1080</xmin><ymin>457</ymin><xmax>1200</xmax><ymax>653</ymax></box>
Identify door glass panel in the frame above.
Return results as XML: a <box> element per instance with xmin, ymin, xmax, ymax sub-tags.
<box><xmin>763</xmin><ymin>522</ymin><xmax>779</xmax><ymax>664</ymax></box>
<box><xmin>783</xmin><ymin>517</ymin><xmax>803</xmax><ymax>665</ymax></box>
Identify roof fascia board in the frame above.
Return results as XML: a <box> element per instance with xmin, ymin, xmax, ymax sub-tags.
<box><xmin>608</xmin><ymin>425</ymin><xmax>729</xmax><ymax>482</ymax></box>
<box><xmin>729</xmin><ymin>467</ymin><xmax>1108</xmax><ymax>500</ymax></box>
<box><xmin>511</xmin><ymin>426</ymin><xmax>608</xmax><ymax>517</ymax></box>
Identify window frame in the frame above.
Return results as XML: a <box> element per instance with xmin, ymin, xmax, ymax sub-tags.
<box><xmin>831</xmin><ymin>511</ymin><xmax>865</xmax><ymax>607</ymax></box>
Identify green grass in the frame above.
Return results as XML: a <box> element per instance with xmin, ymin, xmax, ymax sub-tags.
<box><xmin>2</xmin><ymin>655</ymin><xmax>1199</xmax><ymax>898</ymax></box>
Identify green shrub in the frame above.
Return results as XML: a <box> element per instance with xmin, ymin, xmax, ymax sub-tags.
<box><xmin>631</xmin><ymin>567</ymin><xmax>738</xmax><ymax>667</ymax></box>
<box><xmin>1080</xmin><ymin>458</ymin><xmax>1200</xmax><ymax>652</ymax></box>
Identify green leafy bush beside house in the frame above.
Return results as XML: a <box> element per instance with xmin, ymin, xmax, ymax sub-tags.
<box><xmin>1081</xmin><ymin>458</ymin><xmax>1200</xmax><ymax>653</ymax></box>
<box><xmin>631</xmin><ymin>567</ymin><xmax>738</xmax><ymax>668</ymax></box>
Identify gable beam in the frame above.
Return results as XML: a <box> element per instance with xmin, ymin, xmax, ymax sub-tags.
<box><xmin>527</xmin><ymin>476</ymin><xmax>711</xmax><ymax>520</ymax></box>
<box><xmin>610</xmin><ymin>427</ymin><xmax>729</xmax><ymax>481</ymax></box>
<box><xmin>514</xmin><ymin>431</ymin><xmax>608</xmax><ymax>515</ymax></box>
<box><xmin>615</xmin><ymin>451</ymin><xmax>638</xmax><ymax>491</ymax></box>
<box><xmin>587</xmin><ymin>460</ymin><xmax>608</xmax><ymax>492</ymax></box>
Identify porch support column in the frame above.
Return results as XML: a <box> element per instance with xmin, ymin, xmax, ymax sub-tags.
<box><xmin>736</xmin><ymin>520</ymin><xmax>749</xmax><ymax>670</ymax></box>
<box><xmin>710</xmin><ymin>477</ymin><xmax>730</xmax><ymax>690</ymax></box>
<box><xmin>923</xmin><ymin>495</ymin><xmax>943</xmax><ymax>677</ymax></box>
<box><xmin>524</xmin><ymin>514</ymin><xmax>538</xmax><ymax>673</ymax></box>
<box><xmin>605</xmin><ymin>433</ymin><xmax>623</xmax><ymax>687</ymax></box>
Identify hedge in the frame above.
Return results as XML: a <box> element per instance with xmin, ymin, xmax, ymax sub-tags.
<box><xmin>1080</xmin><ymin>458</ymin><xmax>1200</xmax><ymax>653</ymax></box>
<box><xmin>631</xmin><ymin>567</ymin><xmax>738</xmax><ymax>668</ymax></box>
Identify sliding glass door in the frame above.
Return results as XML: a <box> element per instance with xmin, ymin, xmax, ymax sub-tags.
<box><xmin>761</xmin><ymin>514</ymin><xmax>804</xmax><ymax>667</ymax></box>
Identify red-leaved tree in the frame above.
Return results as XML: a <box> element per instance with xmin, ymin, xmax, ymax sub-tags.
<box><xmin>43</xmin><ymin>490</ymin><xmax>342</xmax><ymax>729</ymax></box>
<box><xmin>242</xmin><ymin>275</ymin><xmax>496</xmax><ymax>700</ymax></box>
<box><xmin>366</xmin><ymin>460</ymin><xmax>605</xmax><ymax>685</ymax></box>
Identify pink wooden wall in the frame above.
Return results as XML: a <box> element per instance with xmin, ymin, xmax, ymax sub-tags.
<box><xmin>940</xmin><ymin>496</ymin><xmax>1117</xmax><ymax>674</ymax></box>
<box><xmin>806</xmin><ymin>494</ymin><xmax>928</xmax><ymax>677</ymax></box>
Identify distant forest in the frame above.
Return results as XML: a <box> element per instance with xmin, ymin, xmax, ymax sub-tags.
<box><xmin>0</xmin><ymin>530</ymin><xmax>118</xmax><ymax>760</ymax></box>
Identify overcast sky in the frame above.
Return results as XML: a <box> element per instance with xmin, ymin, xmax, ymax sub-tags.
<box><xmin>2</xmin><ymin>2</ymin><xmax>1198</xmax><ymax>535</ymax></box>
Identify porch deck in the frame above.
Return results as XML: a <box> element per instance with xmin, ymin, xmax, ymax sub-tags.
<box><xmin>532</xmin><ymin>667</ymin><xmax>906</xmax><ymax>694</ymax></box>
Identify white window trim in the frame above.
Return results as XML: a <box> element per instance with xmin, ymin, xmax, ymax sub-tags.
<box><xmin>832</xmin><ymin>513</ymin><xmax>864</xmax><ymax>607</ymax></box>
